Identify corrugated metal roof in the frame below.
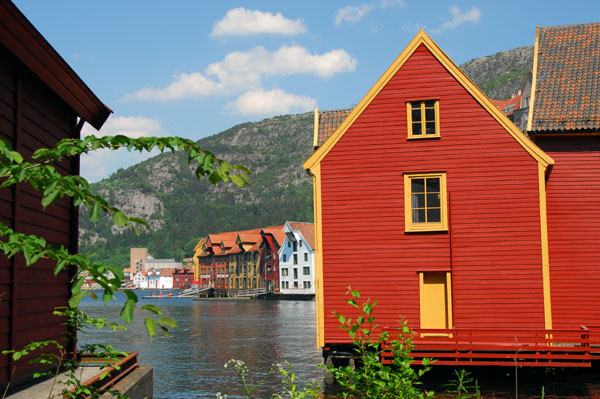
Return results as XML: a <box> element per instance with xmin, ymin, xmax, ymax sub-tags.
<box><xmin>530</xmin><ymin>22</ymin><xmax>600</xmax><ymax>132</ymax></box>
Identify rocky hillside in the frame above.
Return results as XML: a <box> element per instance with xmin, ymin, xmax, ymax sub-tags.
<box><xmin>79</xmin><ymin>112</ymin><xmax>314</xmax><ymax>266</ymax></box>
<box><xmin>460</xmin><ymin>46</ymin><xmax>534</xmax><ymax>100</ymax></box>
<box><xmin>80</xmin><ymin>46</ymin><xmax>534</xmax><ymax>267</ymax></box>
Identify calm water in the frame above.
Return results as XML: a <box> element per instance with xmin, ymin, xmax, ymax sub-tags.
<box><xmin>79</xmin><ymin>292</ymin><xmax>323</xmax><ymax>398</ymax></box>
<box><xmin>79</xmin><ymin>291</ymin><xmax>600</xmax><ymax>399</ymax></box>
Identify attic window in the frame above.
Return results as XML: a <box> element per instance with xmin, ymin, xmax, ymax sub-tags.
<box><xmin>407</xmin><ymin>100</ymin><xmax>440</xmax><ymax>139</ymax></box>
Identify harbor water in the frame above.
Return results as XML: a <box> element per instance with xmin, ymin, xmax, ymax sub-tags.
<box><xmin>79</xmin><ymin>291</ymin><xmax>600</xmax><ymax>399</ymax></box>
<box><xmin>79</xmin><ymin>292</ymin><xmax>323</xmax><ymax>398</ymax></box>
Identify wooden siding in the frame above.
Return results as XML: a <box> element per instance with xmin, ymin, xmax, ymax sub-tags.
<box><xmin>535</xmin><ymin>136</ymin><xmax>600</xmax><ymax>331</ymax></box>
<box><xmin>0</xmin><ymin>45</ymin><xmax>77</xmax><ymax>387</ymax></box>
<box><xmin>320</xmin><ymin>44</ymin><xmax>545</xmax><ymax>344</ymax></box>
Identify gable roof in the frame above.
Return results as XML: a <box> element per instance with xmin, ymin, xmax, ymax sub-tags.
<box><xmin>261</xmin><ymin>225</ymin><xmax>286</xmax><ymax>246</ymax></box>
<box><xmin>492</xmin><ymin>95</ymin><xmax>522</xmax><ymax>116</ymax></box>
<box><xmin>0</xmin><ymin>0</ymin><xmax>111</xmax><ymax>130</ymax></box>
<box><xmin>303</xmin><ymin>30</ymin><xmax>553</xmax><ymax>170</ymax></box>
<box><xmin>285</xmin><ymin>222</ymin><xmax>315</xmax><ymax>250</ymax></box>
<box><xmin>528</xmin><ymin>23</ymin><xmax>600</xmax><ymax>133</ymax></box>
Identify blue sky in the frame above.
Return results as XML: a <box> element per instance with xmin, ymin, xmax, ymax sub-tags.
<box><xmin>13</xmin><ymin>0</ymin><xmax>600</xmax><ymax>181</ymax></box>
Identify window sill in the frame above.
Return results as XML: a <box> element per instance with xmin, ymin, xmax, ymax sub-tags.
<box><xmin>407</xmin><ymin>135</ymin><xmax>441</xmax><ymax>140</ymax></box>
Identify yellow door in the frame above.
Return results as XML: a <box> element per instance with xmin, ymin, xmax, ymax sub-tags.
<box><xmin>419</xmin><ymin>272</ymin><xmax>452</xmax><ymax>330</ymax></box>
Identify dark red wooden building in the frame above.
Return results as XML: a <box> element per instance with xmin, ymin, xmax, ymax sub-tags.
<box><xmin>304</xmin><ymin>28</ymin><xmax>598</xmax><ymax>367</ymax></box>
<box><xmin>259</xmin><ymin>226</ymin><xmax>285</xmax><ymax>292</ymax></box>
<box><xmin>0</xmin><ymin>0</ymin><xmax>111</xmax><ymax>389</ymax></box>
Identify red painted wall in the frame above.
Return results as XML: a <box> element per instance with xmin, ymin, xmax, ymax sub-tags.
<box><xmin>535</xmin><ymin>136</ymin><xmax>600</xmax><ymax>331</ymax></box>
<box><xmin>320</xmin><ymin>44</ymin><xmax>545</xmax><ymax>343</ymax></box>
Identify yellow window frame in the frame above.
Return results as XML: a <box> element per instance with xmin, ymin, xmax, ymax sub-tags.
<box><xmin>404</xmin><ymin>172</ymin><xmax>448</xmax><ymax>232</ymax></box>
<box><xmin>406</xmin><ymin>100</ymin><xmax>440</xmax><ymax>139</ymax></box>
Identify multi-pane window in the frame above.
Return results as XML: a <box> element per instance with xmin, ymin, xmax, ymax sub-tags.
<box><xmin>282</xmin><ymin>268</ymin><xmax>288</xmax><ymax>276</ymax></box>
<box><xmin>303</xmin><ymin>267</ymin><xmax>310</xmax><ymax>275</ymax></box>
<box><xmin>293</xmin><ymin>254</ymin><xmax>298</xmax><ymax>265</ymax></box>
<box><xmin>283</xmin><ymin>254</ymin><xmax>287</xmax><ymax>262</ymax></box>
<box><xmin>304</xmin><ymin>253</ymin><xmax>308</xmax><ymax>262</ymax></box>
<box><xmin>404</xmin><ymin>173</ymin><xmax>447</xmax><ymax>232</ymax></box>
<box><xmin>293</xmin><ymin>268</ymin><xmax>298</xmax><ymax>279</ymax></box>
<box><xmin>303</xmin><ymin>281</ymin><xmax>311</xmax><ymax>289</ymax></box>
<box><xmin>407</xmin><ymin>100</ymin><xmax>440</xmax><ymax>138</ymax></box>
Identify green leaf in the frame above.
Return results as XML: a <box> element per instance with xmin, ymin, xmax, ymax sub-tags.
<box><xmin>102</xmin><ymin>292</ymin><xmax>113</xmax><ymax>303</ymax></box>
<box><xmin>69</xmin><ymin>291</ymin><xmax>86</xmax><ymax>308</ymax></box>
<box><xmin>71</xmin><ymin>276</ymin><xmax>86</xmax><ymax>294</ymax></box>
<box><xmin>41</xmin><ymin>189</ymin><xmax>61</xmax><ymax>208</ymax></box>
<box><xmin>88</xmin><ymin>291</ymin><xmax>98</xmax><ymax>300</ymax></box>
<box><xmin>120</xmin><ymin>299</ymin><xmax>135</xmax><ymax>326</ymax></box>
<box><xmin>144</xmin><ymin>317</ymin><xmax>157</xmax><ymax>341</ymax></box>
<box><xmin>112</xmin><ymin>211</ymin><xmax>127</xmax><ymax>226</ymax></box>
<box><xmin>89</xmin><ymin>202</ymin><xmax>101</xmax><ymax>224</ymax></box>
<box><xmin>122</xmin><ymin>289</ymin><xmax>138</xmax><ymax>303</ymax></box>
<box><xmin>141</xmin><ymin>304</ymin><xmax>162</xmax><ymax>316</ymax></box>
<box><xmin>229</xmin><ymin>174</ymin><xmax>246</xmax><ymax>186</ymax></box>
<box><xmin>157</xmin><ymin>317</ymin><xmax>177</xmax><ymax>328</ymax></box>
<box><xmin>12</xmin><ymin>352</ymin><xmax>22</xmax><ymax>361</ymax></box>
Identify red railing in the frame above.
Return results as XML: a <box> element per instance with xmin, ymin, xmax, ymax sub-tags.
<box><xmin>381</xmin><ymin>327</ymin><xmax>592</xmax><ymax>367</ymax></box>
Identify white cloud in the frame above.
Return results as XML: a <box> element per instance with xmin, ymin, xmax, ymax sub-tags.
<box><xmin>210</xmin><ymin>8</ymin><xmax>306</xmax><ymax>37</ymax></box>
<box><xmin>334</xmin><ymin>1</ymin><xmax>406</xmax><ymax>26</ymax></box>
<box><xmin>335</xmin><ymin>5</ymin><xmax>373</xmax><ymax>26</ymax></box>
<box><xmin>432</xmin><ymin>6</ymin><xmax>482</xmax><ymax>33</ymax></box>
<box><xmin>80</xmin><ymin>116</ymin><xmax>164</xmax><ymax>182</ymax></box>
<box><xmin>122</xmin><ymin>72</ymin><xmax>225</xmax><ymax>101</ymax></box>
<box><xmin>379</xmin><ymin>0</ymin><xmax>407</xmax><ymax>8</ymax></box>
<box><xmin>227</xmin><ymin>89</ymin><xmax>317</xmax><ymax>116</ymax></box>
<box><xmin>123</xmin><ymin>46</ymin><xmax>357</xmax><ymax>101</ymax></box>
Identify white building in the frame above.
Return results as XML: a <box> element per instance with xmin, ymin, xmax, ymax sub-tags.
<box><xmin>133</xmin><ymin>271</ymin><xmax>148</xmax><ymax>289</ymax></box>
<box><xmin>279</xmin><ymin>222</ymin><xmax>315</xmax><ymax>295</ymax></box>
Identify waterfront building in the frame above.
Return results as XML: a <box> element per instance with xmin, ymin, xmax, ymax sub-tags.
<box><xmin>173</xmin><ymin>266</ymin><xmax>194</xmax><ymax>289</ymax></box>
<box><xmin>227</xmin><ymin>238</ymin><xmax>242</xmax><ymax>296</ymax></box>
<box><xmin>237</xmin><ymin>230</ymin><xmax>262</xmax><ymax>291</ymax></box>
<box><xmin>0</xmin><ymin>1</ymin><xmax>111</xmax><ymax>389</ymax></box>
<box><xmin>279</xmin><ymin>222</ymin><xmax>315</xmax><ymax>295</ymax></box>
<box><xmin>259</xmin><ymin>226</ymin><xmax>286</xmax><ymax>292</ymax></box>
<box><xmin>304</xmin><ymin>28</ymin><xmax>599</xmax><ymax>367</ymax></box>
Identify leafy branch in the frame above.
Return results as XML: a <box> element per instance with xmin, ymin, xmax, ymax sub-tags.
<box><xmin>0</xmin><ymin>134</ymin><xmax>249</xmax><ymax>339</ymax></box>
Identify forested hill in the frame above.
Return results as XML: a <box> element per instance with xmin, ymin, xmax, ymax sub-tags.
<box><xmin>79</xmin><ymin>46</ymin><xmax>534</xmax><ymax>267</ymax></box>
<box><xmin>79</xmin><ymin>112</ymin><xmax>315</xmax><ymax>266</ymax></box>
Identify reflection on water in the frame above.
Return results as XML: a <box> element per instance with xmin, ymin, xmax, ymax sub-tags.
<box><xmin>79</xmin><ymin>293</ymin><xmax>323</xmax><ymax>399</ymax></box>
<box><xmin>79</xmin><ymin>292</ymin><xmax>600</xmax><ymax>399</ymax></box>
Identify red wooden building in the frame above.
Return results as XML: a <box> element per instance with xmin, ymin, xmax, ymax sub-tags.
<box><xmin>0</xmin><ymin>0</ymin><xmax>111</xmax><ymax>389</ymax></box>
<box><xmin>259</xmin><ymin>226</ymin><xmax>285</xmax><ymax>292</ymax></box>
<box><xmin>172</xmin><ymin>266</ymin><xmax>194</xmax><ymax>289</ymax></box>
<box><xmin>527</xmin><ymin>23</ymin><xmax>600</xmax><ymax>345</ymax></box>
<box><xmin>304</xmin><ymin>29</ymin><xmax>598</xmax><ymax>367</ymax></box>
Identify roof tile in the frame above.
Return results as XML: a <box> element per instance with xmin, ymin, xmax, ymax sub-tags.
<box><xmin>530</xmin><ymin>22</ymin><xmax>600</xmax><ymax>132</ymax></box>
<box><xmin>316</xmin><ymin>109</ymin><xmax>353</xmax><ymax>148</ymax></box>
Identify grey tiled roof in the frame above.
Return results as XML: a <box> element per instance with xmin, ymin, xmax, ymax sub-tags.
<box><xmin>530</xmin><ymin>23</ymin><xmax>600</xmax><ymax>132</ymax></box>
